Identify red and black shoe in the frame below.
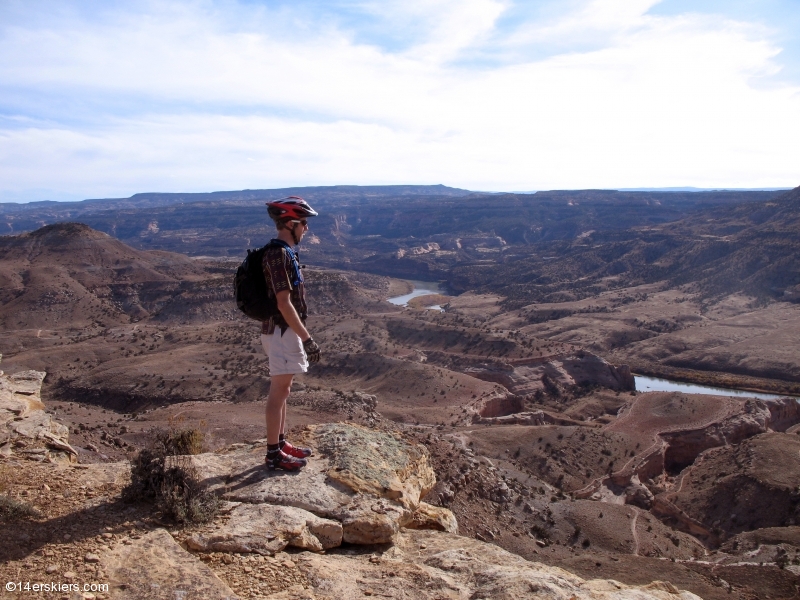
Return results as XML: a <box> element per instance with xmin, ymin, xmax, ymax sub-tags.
<box><xmin>265</xmin><ymin>450</ymin><xmax>307</xmax><ymax>471</ymax></box>
<box><xmin>280</xmin><ymin>440</ymin><xmax>313</xmax><ymax>459</ymax></box>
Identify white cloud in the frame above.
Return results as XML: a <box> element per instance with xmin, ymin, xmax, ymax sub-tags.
<box><xmin>0</xmin><ymin>0</ymin><xmax>798</xmax><ymax>201</ymax></box>
<box><xmin>510</xmin><ymin>0</ymin><xmax>662</xmax><ymax>43</ymax></box>
<box><xmin>385</xmin><ymin>0</ymin><xmax>509</xmax><ymax>62</ymax></box>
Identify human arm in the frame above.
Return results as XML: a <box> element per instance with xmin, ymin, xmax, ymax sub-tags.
<box><xmin>276</xmin><ymin>290</ymin><xmax>320</xmax><ymax>362</ymax></box>
<box><xmin>276</xmin><ymin>289</ymin><xmax>311</xmax><ymax>341</ymax></box>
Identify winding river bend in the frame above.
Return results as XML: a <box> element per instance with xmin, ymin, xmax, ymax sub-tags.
<box><xmin>387</xmin><ymin>281</ymin><xmax>797</xmax><ymax>400</ymax></box>
<box><xmin>634</xmin><ymin>375</ymin><xmax>796</xmax><ymax>400</ymax></box>
<box><xmin>387</xmin><ymin>280</ymin><xmax>443</xmax><ymax>308</ymax></box>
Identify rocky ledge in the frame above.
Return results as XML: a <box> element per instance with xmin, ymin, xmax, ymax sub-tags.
<box><xmin>108</xmin><ymin>526</ymin><xmax>702</xmax><ymax>599</ymax></box>
<box><xmin>0</xmin><ymin>355</ymin><xmax>77</xmax><ymax>462</ymax></box>
<box><xmin>105</xmin><ymin>423</ymin><xmax>699</xmax><ymax>599</ymax></box>
<box><xmin>0</xmin><ymin>369</ymin><xmax>701</xmax><ymax>599</ymax></box>
<box><xmin>181</xmin><ymin>423</ymin><xmax>455</xmax><ymax>549</ymax></box>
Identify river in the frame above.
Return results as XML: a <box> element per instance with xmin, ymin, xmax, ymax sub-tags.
<box><xmin>387</xmin><ymin>283</ymin><xmax>796</xmax><ymax>400</ymax></box>
<box><xmin>387</xmin><ymin>280</ymin><xmax>443</xmax><ymax>309</ymax></box>
<box><xmin>634</xmin><ymin>375</ymin><xmax>796</xmax><ymax>400</ymax></box>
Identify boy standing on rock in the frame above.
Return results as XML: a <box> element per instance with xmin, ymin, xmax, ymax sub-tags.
<box><xmin>262</xmin><ymin>197</ymin><xmax>321</xmax><ymax>471</ymax></box>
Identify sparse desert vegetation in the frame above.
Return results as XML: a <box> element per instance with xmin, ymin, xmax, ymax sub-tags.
<box><xmin>2</xmin><ymin>184</ymin><xmax>800</xmax><ymax>598</ymax></box>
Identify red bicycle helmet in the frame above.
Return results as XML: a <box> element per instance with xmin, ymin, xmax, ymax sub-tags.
<box><xmin>266</xmin><ymin>196</ymin><xmax>319</xmax><ymax>221</ymax></box>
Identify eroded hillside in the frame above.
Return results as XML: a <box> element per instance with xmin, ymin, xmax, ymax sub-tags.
<box><xmin>3</xmin><ymin>222</ymin><xmax>800</xmax><ymax>599</ymax></box>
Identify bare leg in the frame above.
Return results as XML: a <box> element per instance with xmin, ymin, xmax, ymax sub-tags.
<box><xmin>266</xmin><ymin>374</ymin><xmax>293</xmax><ymax>445</ymax></box>
<box><xmin>279</xmin><ymin>401</ymin><xmax>287</xmax><ymax>439</ymax></box>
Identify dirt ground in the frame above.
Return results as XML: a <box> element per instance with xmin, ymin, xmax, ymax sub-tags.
<box><xmin>451</xmin><ymin>286</ymin><xmax>800</xmax><ymax>396</ymax></box>
<box><xmin>3</xmin><ymin>233</ymin><xmax>800</xmax><ymax>598</ymax></box>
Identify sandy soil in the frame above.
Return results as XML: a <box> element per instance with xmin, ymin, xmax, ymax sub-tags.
<box><xmin>450</xmin><ymin>285</ymin><xmax>800</xmax><ymax>396</ymax></box>
<box><xmin>3</xmin><ymin>227</ymin><xmax>800</xmax><ymax>598</ymax></box>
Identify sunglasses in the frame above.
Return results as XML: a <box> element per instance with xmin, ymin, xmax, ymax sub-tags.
<box><xmin>290</xmin><ymin>219</ymin><xmax>309</xmax><ymax>227</ymax></box>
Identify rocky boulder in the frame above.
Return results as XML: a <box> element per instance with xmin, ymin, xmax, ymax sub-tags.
<box><xmin>0</xmin><ymin>356</ymin><xmax>77</xmax><ymax>462</ymax></box>
<box><xmin>184</xmin><ymin>423</ymin><xmax>455</xmax><ymax>548</ymax></box>
<box><xmin>105</xmin><ymin>528</ymin><xmax>236</xmax><ymax>599</ymax></box>
<box><xmin>269</xmin><ymin>529</ymin><xmax>702</xmax><ymax>599</ymax></box>
<box><xmin>187</xmin><ymin>503</ymin><xmax>342</xmax><ymax>554</ymax></box>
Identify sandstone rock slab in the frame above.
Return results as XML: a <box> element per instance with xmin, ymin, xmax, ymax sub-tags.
<box><xmin>313</xmin><ymin>422</ymin><xmax>436</xmax><ymax>509</ymax></box>
<box><xmin>104</xmin><ymin>528</ymin><xmax>237</xmax><ymax>599</ymax></box>
<box><xmin>284</xmin><ymin>529</ymin><xmax>701</xmax><ymax>600</ymax></box>
<box><xmin>186</xmin><ymin>451</ymin><xmax>354</xmax><ymax>518</ymax></box>
<box><xmin>186</xmin><ymin>423</ymin><xmax>454</xmax><ymax>546</ymax></box>
<box><xmin>186</xmin><ymin>503</ymin><xmax>342</xmax><ymax>554</ymax></box>
<box><xmin>0</xmin><ymin>362</ymin><xmax>77</xmax><ymax>462</ymax></box>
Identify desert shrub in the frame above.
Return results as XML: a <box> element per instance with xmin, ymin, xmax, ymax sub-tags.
<box><xmin>124</xmin><ymin>427</ymin><xmax>219</xmax><ymax>525</ymax></box>
<box><xmin>0</xmin><ymin>495</ymin><xmax>42</xmax><ymax>523</ymax></box>
<box><xmin>158</xmin><ymin>458</ymin><xmax>220</xmax><ymax>524</ymax></box>
<box><xmin>162</xmin><ymin>428</ymin><xmax>205</xmax><ymax>456</ymax></box>
<box><xmin>125</xmin><ymin>447</ymin><xmax>165</xmax><ymax>502</ymax></box>
<box><xmin>530</xmin><ymin>524</ymin><xmax>550</xmax><ymax>541</ymax></box>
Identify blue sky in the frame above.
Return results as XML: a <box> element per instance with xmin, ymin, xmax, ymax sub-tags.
<box><xmin>1</xmin><ymin>0</ymin><xmax>799</xmax><ymax>202</ymax></box>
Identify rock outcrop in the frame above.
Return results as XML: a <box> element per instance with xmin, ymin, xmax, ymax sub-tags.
<box><xmin>473</xmin><ymin>409</ymin><xmax>579</xmax><ymax>426</ymax></box>
<box><xmin>184</xmin><ymin>423</ymin><xmax>454</xmax><ymax>548</ymax></box>
<box><xmin>667</xmin><ymin>432</ymin><xmax>800</xmax><ymax>536</ymax></box>
<box><xmin>187</xmin><ymin>503</ymin><xmax>342</xmax><ymax>554</ymax></box>
<box><xmin>466</xmin><ymin>352</ymin><xmax>635</xmax><ymax>413</ymax></box>
<box><xmin>283</xmin><ymin>529</ymin><xmax>701</xmax><ymax>600</ymax></box>
<box><xmin>0</xmin><ymin>415</ymin><xmax>697</xmax><ymax>599</ymax></box>
<box><xmin>105</xmin><ymin>528</ymin><xmax>702</xmax><ymax>599</ymax></box>
<box><xmin>105</xmin><ymin>528</ymin><xmax>237</xmax><ymax>599</ymax></box>
<box><xmin>0</xmin><ymin>356</ymin><xmax>77</xmax><ymax>462</ymax></box>
<box><xmin>661</xmin><ymin>398</ymin><xmax>774</xmax><ymax>473</ymax></box>
<box><xmin>639</xmin><ymin>396</ymin><xmax>800</xmax><ymax>481</ymax></box>
<box><xmin>395</xmin><ymin>242</ymin><xmax>440</xmax><ymax>258</ymax></box>
<box><xmin>577</xmin><ymin>394</ymin><xmax>800</xmax><ymax>535</ymax></box>
<box><xmin>560</xmin><ymin>354</ymin><xmax>636</xmax><ymax>391</ymax></box>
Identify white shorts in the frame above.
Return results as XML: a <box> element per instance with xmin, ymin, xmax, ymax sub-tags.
<box><xmin>261</xmin><ymin>329</ymin><xmax>308</xmax><ymax>376</ymax></box>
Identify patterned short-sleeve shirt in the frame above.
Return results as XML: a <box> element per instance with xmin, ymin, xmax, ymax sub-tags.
<box><xmin>261</xmin><ymin>240</ymin><xmax>307</xmax><ymax>334</ymax></box>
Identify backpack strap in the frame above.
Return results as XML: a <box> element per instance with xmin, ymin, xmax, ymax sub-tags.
<box><xmin>268</xmin><ymin>239</ymin><xmax>302</xmax><ymax>286</ymax></box>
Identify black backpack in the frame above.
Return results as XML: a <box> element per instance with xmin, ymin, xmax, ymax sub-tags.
<box><xmin>234</xmin><ymin>242</ymin><xmax>279</xmax><ymax>322</ymax></box>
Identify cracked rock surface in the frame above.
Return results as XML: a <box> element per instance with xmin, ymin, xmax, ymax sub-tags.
<box><xmin>185</xmin><ymin>423</ymin><xmax>451</xmax><ymax>545</ymax></box>
<box><xmin>0</xmin><ymin>359</ymin><xmax>77</xmax><ymax>462</ymax></box>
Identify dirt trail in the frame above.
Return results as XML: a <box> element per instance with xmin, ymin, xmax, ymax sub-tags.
<box><xmin>631</xmin><ymin>507</ymin><xmax>640</xmax><ymax>556</ymax></box>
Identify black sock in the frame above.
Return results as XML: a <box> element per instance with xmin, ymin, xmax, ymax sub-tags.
<box><xmin>267</xmin><ymin>443</ymin><xmax>281</xmax><ymax>457</ymax></box>
<box><xmin>279</xmin><ymin>433</ymin><xmax>286</xmax><ymax>448</ymax></box>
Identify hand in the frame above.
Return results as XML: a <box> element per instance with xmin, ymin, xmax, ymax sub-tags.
<box><xmin>303</xmin><ymin>337</ymin><xmax>321</xmax><ymax>363</ymax></box>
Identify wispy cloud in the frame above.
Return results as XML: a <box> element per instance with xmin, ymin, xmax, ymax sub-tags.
<box><xmin>0</xmin><ymin>0</ymin><xmax>798</xmax><ymax>201</ymax></box>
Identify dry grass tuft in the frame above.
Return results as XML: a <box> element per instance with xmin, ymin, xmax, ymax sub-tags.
<box><xmin>124</xmin><ymin>426</ymin><xmax>219</xmax><ymax>525</ymax></box>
